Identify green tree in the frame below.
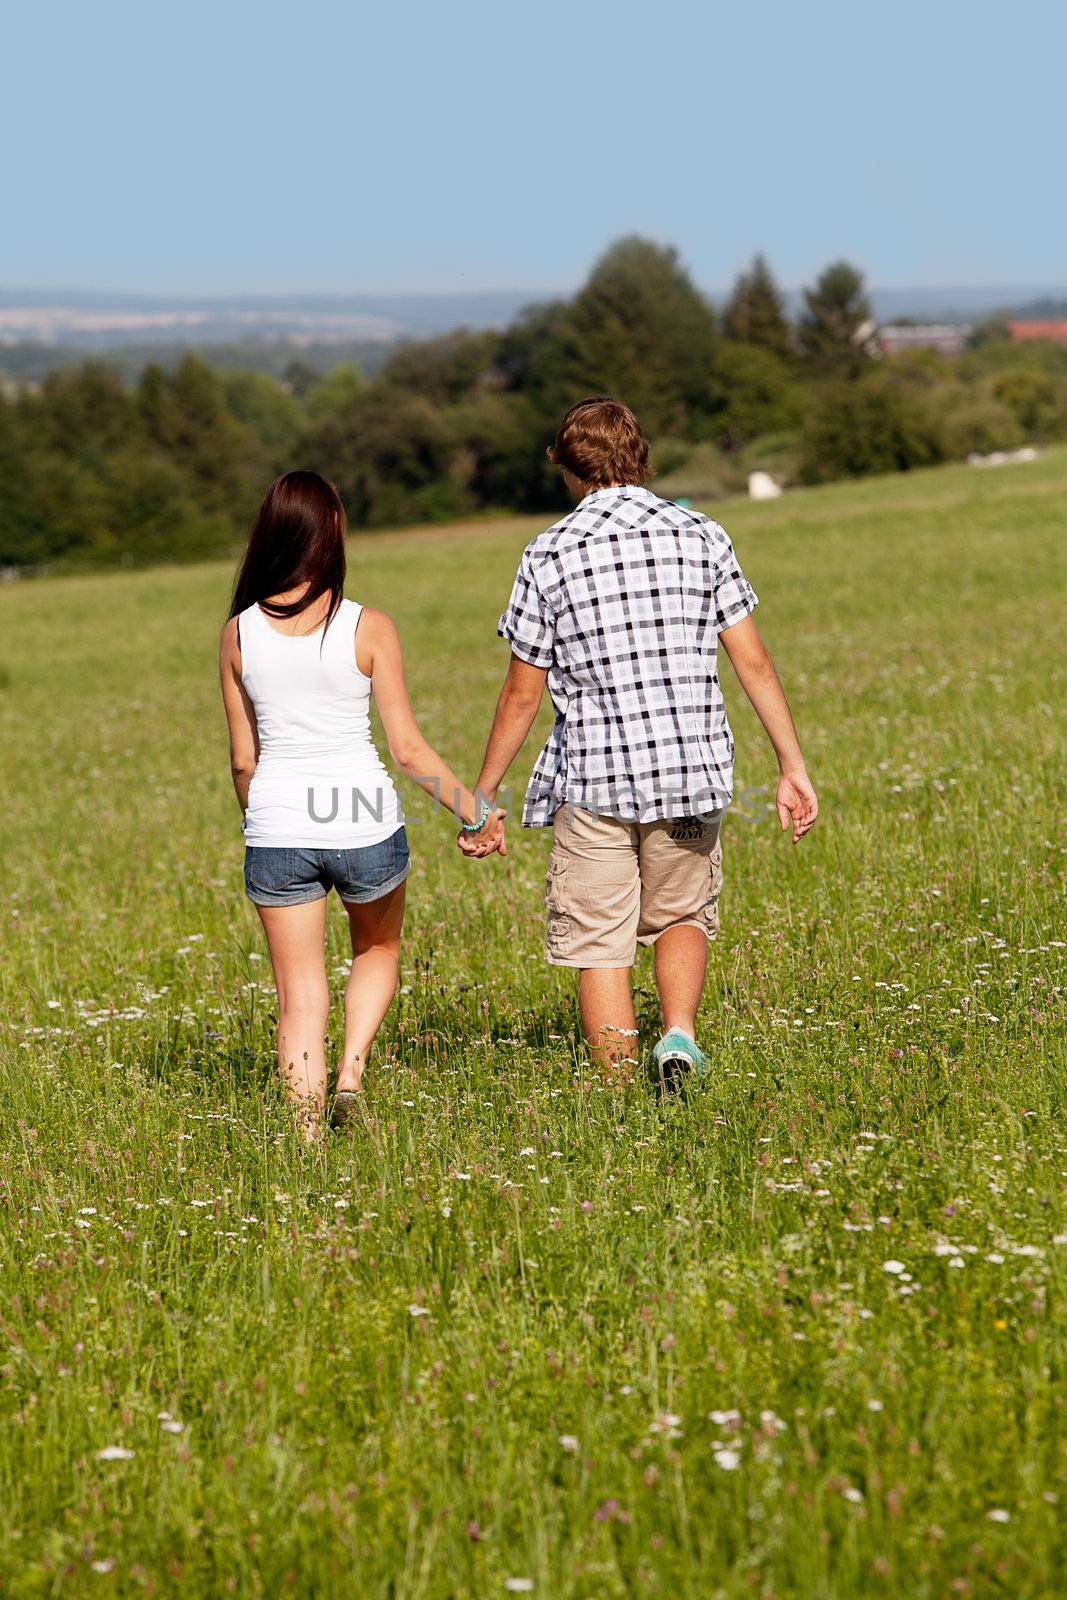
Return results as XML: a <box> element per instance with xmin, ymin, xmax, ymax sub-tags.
<box><xmin>23</xmin><ymin>450</ymin><xmax>114</xmax><ymax>561</ymax></box>
<box><xmin>303</xmin><ymin>387</ymin><xmax>464</xmax><ymax>527</ymax></box>
<box><xmin>713</xmin><ymin>342</ymin><xmax>808</xmax><ymax>450</ymax></box>
<box><xmin>446</xmin><ymin>390</ymin><xmax>546</xmax><ymax>509</ymax></box>
<box><xmin>799</xmin><ymin>374</ymin><xmax>945</xmax><ymax>483</ymax></box>
<box><xmin>722</xmin><ymin>255</ymin><xmax>792</xmax><ymax>359</ymax></box>
<box><xmin>222</xmin><ymin>371</ymin><xmax>301</xmax><ymax>478</ymax></box>
<box><xmin>496</xmin><ymin>300</ymin><xmax>580</xmax><ymax>508</ymax></box>
<box><xmin>33</xmin><ymin>363</ymin><xmax>133</xmax><ymax>461</ymax></box>
<box><xmin>0</xmin><ymin>403</ymin><xmax>46</xmax><ymax>565</ymax></box>
<box><xmin>378</xmin><ymin>331</ymin><xmax>500</xmax><ymax>406</ymax></box>
<box><xmin>562</xmin><ymin>237</ymin><xmax>720</xmax><ymax>436</ymax></box>
<box><xmin>968</xmin><ymin>316</ymin><xmax>1012</xmax><ymax>349</ymax></box>
<box><xmin>103</xmin><ymin>450</ymin><xmax>231</xmax><ymax>564</ymax></box>
<box><xmin>139</xmin><ymin>355</ymin><xmax>252</xmax><ymax>517</ymax></box>
<box><xmin>798</xmin><ymin>261</ymin><xmax>873</xmax><ymax>374</ymax></box>
<box><xmin>281</xmin><ymin>358</ymin><xmax>319</xmax><ymax>399</ymax></box>
<box><xmin>303</xmin><ymin>365</ymin><xmax>365</xmax><ymax>427</ymax></box>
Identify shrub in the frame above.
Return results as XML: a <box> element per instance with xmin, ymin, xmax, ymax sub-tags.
<box><xmin>938</xmin><ymin>390</ymin><xmax>1024</xmax><ymax>457</ymax></box>
<box><xmin>799</xmin><ymin>378</ymin><xmax>946</xmax><ymax>484</ymax></box>
<box><xmin>993</xmin><ymin>370</ymin><xmax>1067</xmax><ymax>439</ymax></box>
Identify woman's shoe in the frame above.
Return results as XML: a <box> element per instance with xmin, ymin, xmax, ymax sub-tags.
<box><xmin>330</xmin><ymin>1088</ymin><xmax>362</xmax><ymax>1130</ymax></box>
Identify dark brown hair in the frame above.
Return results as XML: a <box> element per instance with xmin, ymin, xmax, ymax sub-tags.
<box><xmin>547</xmin><ymin>395</ymin><xmax>650</xmax><ymax>488</ymax></box>
<box><xmin>229</xmin><ymin>471</ymin><xmax>347</xmax><ymax>627</ymax></box>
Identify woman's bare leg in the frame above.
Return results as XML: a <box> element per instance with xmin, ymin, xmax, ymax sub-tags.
<box><xmin>256</xmin><ymin>899</ymin><xmax>330</xmax><ymax>1139</ymax></box>
<box><xmin>337</xmin><ymin>884</ymin><xmax>406</xmax><ymax>1093</ymax></box>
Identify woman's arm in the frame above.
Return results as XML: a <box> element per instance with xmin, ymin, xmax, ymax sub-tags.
<box><xmin>357</xmin><ymin>609</ymin><xmax>504</xmax><ymax>849</ymax></box>
<box><xmin>717</xmin><ymin>614</ymin><xmax>818</xmax><ymax>843</ymax></box>
<box><xmin>219</xmin><ymin>617</ymin><xmax>259</xmax><ymax>813</ymax></box>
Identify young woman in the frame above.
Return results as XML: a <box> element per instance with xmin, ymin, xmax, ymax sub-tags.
<box><xmin>220</xmin><ymin>471</ymin><xmax>502</xmax><ymax>1140</ymax></box>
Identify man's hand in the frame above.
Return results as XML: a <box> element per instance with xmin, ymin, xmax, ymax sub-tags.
<box><xmin>456</xmin><ymin>808</ymin><xmax>508</xmax><ymax>859</ymax></box>
<box><xmin>776</xmin><ymin>769</ymin><xmax>818</xmax><ymax>843</ymax></box>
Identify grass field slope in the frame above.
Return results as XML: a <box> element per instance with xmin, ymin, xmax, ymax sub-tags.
<box><xmin>0</xmin><ymin>452</ymin><xmax>1065</xmax><ymax>1597</ymax></box>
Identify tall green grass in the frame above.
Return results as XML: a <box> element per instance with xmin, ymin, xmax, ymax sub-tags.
<box><xmin>0</xmin><ymin>453</ymin><xmax>1064</xmax><ymax>1596</ymax></box>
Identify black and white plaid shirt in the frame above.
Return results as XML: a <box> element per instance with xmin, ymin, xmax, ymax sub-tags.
<box><xmin>499</xmin><ymin>485</ymin><xmax>758</xmax><ymax>827</ymax></box>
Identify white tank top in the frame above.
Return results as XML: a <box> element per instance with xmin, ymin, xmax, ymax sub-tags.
<box><xmin>239</xmin><ymin>598</ymin><xmax>402</xmax><ymax>848</ymax></box>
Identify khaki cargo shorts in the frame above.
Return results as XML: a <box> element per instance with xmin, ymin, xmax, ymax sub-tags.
<box><xmin>545</xmin><ymin>805</ymin><xmax>724</xmax><ymax>969</ymax></box>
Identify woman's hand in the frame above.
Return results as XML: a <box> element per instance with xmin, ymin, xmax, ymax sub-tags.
<box><xmin>457</xmin><ymin>807</ymin><xmax>507</xmax><ymax>858</ymax></box>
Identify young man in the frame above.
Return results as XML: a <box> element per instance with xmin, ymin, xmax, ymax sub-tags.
<box><xmin>460</xmin><ymin>396</ymin><xmax>817</xmax><ymax>1081</ymax></box>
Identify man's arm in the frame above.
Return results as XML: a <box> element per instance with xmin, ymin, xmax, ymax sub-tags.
<box><xmin>458</xmin><ymin>654</ymin><xmax>547</xmax><ymax>857</ymax></box>
<box><xmin>718</xmin><ymin>614</ymin><xmax>818</xmax><ymax>843</ymax></box>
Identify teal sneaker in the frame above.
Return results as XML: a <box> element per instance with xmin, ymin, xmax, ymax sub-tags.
<box><xmin>652</xmin><ymin>1028</ymin><xmax>707</xmax><ymax>1092</ymax></box>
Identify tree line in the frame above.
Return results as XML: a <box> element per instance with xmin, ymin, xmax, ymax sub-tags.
<box><xmin>2</xmin><ymin>237</ymin><xmax>1066</xmax><ymax>569</ymax></box>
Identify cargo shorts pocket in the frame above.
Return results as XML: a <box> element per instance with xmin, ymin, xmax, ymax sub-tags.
<box><xmin>545</xmin><ymin>854</ymin><xmax>571</xmax><ymax>954</ymax></box>
<box><xmin>702</xmin><ymin>841</ymin><xmax>724</xmax><ymax>937</ymax></box>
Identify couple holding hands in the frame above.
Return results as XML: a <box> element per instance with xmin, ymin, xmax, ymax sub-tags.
<box><xmin>220</xmin><ymin>396</ymin><xmax>817</xmax><ymax>1139</ymax></box>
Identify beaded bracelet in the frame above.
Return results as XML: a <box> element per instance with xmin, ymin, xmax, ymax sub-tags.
<box><xmin>461</xmin><ymin>798</ymin><xmax>491</xmax><ymax>834</ymax></box>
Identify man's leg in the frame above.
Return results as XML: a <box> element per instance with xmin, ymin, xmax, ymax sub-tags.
<box><xmin>545</xmin><ymin>807</ymin><xmax>641</xmax><ymax>1071</ymax></box>
<box><xmin>638</xmin><ymin>816</ymin><xmax>723</xmax><ymax>1046</ymax></box>
<box><xmin>578</xmin><ymin>968</ymin><xmax>638</xmax><ymax>1072</ymax></box>
<box><xmin>652</xmin><ymin>924</ymin><xmax>708</xmax><ymax>1037</ymax></box>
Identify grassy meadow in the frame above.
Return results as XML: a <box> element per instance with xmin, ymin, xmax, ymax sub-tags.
<box><xmin>0</xmin><ymin>451</ymin><xmax>1065</xmax><ymax>1597</ymax></box>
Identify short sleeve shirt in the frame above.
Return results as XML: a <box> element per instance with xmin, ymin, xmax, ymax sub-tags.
<box><xmin>498</xmin><ymin>485</ymin><xmax>758</xmax><ymax>826</ymax></box>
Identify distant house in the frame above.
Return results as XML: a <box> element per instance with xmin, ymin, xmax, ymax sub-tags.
<box><xmin>1009</xmin><ymin>320</ymin><xmax>1067</xmax><ymax>347</ymax></box>
<box><xmin>878</xmin><ymin>324</ymin><xmax>972</xmax><ymax>357</ymax></box>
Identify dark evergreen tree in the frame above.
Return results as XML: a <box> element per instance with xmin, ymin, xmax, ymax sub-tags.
<box><xmin>562</xmin><ymin>237</ymin><xmax>720</xmax><ymax>436</ymax></box>
<box><xmin>798</xmin><ymin>261</ymin><xmax>873</xmax><ymax>373</ymax></box>
<box><xmin>722</xmin><ymin>254</ymin><xmax>792</xmax><ymax>359</ymax></box>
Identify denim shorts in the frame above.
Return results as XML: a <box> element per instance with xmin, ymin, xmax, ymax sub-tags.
<box><xmin>244</xmin><ymin>828</ymin><xmax>410</xmax><ymax>908</ymax></box>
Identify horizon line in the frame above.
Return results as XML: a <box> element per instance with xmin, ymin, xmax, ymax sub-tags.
<box><xmin>1</xmin><ymin>277</ymin><xmax>1064</xmax><ymax>303</ymax></box>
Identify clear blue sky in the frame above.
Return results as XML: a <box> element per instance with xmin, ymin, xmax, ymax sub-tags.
<box><xmin>5</xmin><ymin>0</ymin><xmax>1064</xmax><ymax>296</ymax></box>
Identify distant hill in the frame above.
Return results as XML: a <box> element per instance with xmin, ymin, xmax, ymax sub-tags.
<box><xmin>1008</xmin><ymin>297</ymin><xmax>1067</xmax><ymax>321</ymax></box>
<box><xmin>1</xmin><ymin>283</ymin><xmax>1063</xmax><ymax>382</ymax></box>
<box><xmin>0</xmin><ymin>338</ymin><xmax>397</xmax><ymax>387</ymax></box>
<box><xmin>0</xmin><ymin>288</ymin><xmax>537</xmax><ymax>351</ymax></box>
<box><xmin>864</xmin><ymin>285</ymin><xmax>1065</xmax><ymax>322</ymax></box>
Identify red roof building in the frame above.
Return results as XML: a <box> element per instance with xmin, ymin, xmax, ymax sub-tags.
<box><xmin>1009</xmin><ymin>320</ymin><xmax>1067</xmax><ymax>346</ymax></box>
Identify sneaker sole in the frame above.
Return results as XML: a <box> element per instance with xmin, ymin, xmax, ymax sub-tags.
<box><xmin>652</xmin><ymin>1051</ymin><xmax>697</xmax><ymax>1095</ymax></box>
